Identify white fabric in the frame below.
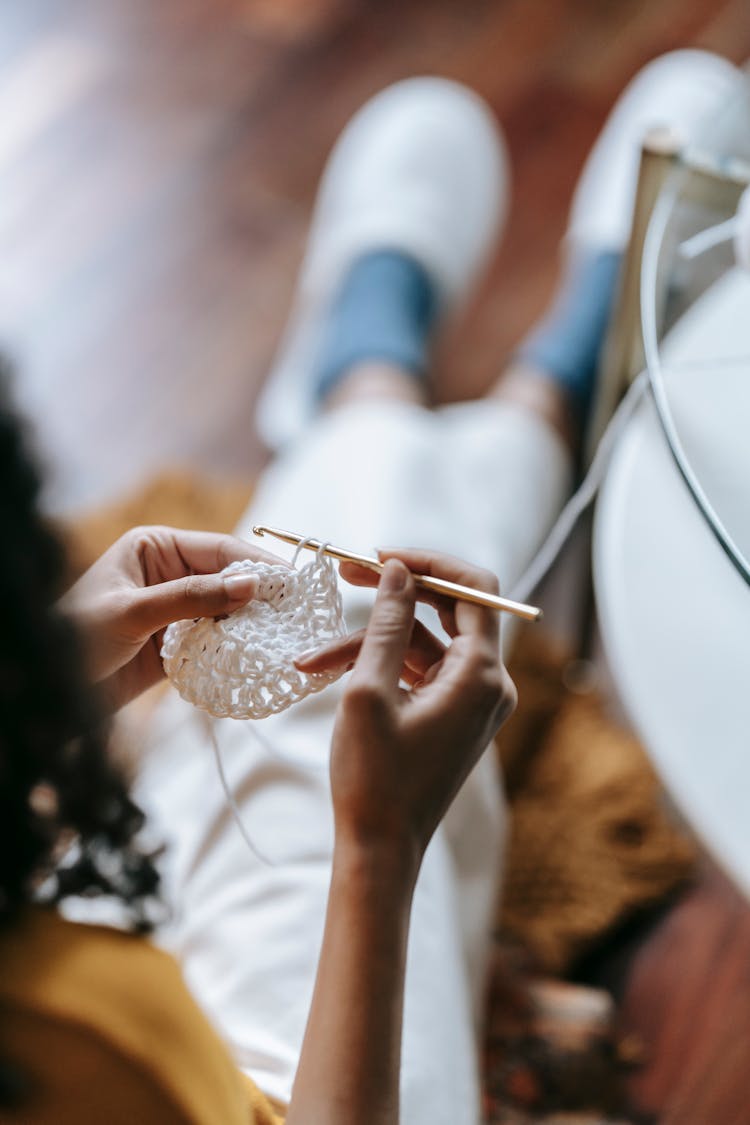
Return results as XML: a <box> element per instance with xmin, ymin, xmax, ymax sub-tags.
<box><xmin>135</xmin><ymin>397</ymin><xmax>571</xmax><ymax>1124</ymax></box>
<box><xmin>593</xmin><ymin>268</ymin><xmax>750</xmax><ymax>897</ymax></box>
<box><xmin>161</xmin><ymin>555</ymin><xmax>346</xmax><ymax>719</ymax></box>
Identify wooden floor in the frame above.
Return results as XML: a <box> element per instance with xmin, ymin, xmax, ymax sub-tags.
<box><xmin>579</xmin><ymin>862</ymin><xmax>750</xmax><ymax>1124</ymax></box>
<box><xmin>3</xmin><ymin>0</ymin><xmax>750</xmax><ymax>513</ymax></box>
<box><xmin>3</xmin><ymin>2</ymin><xmax>750</xmax><ymax>1121</ymax></box>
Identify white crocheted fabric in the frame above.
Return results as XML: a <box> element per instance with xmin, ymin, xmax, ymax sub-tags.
<box><xmin>161</xmin><ymin>553</ymin><xmax>347</xmax><ymax>719</ymax></box>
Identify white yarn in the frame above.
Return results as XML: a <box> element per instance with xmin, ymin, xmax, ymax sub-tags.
<box><xmin>161</xmin><ymin>549</ymin><xmax>347</xmax><ymax>719</ymax></box>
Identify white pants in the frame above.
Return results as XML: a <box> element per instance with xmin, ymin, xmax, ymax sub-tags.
<box><xmin>135</xmin><ymin>398</ymin><xmax>571</xmax><ymax>1124</ymax></box>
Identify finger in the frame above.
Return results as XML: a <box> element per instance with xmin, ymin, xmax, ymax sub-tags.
<box><xmin>350</xmin><ymin>559</ymin><xmax>416</xmax><ymax>694</ymax></box>
<box><xmin>339</xmin><ymin>560</ymin><xmax>459</xmax><ymax>637</ymax></box>
<box><xmin>414</xmin><ymin>634</ymin><xmax>514</xmax><ymax>729</ymax></box>
<box><xmin>126</xmin><ymin>571</ymin><xmax>259</xmax><ymax>636</ymax></box>
<box><xmin>400</xmin><ymin>664</ymin><xmax>425</xmax><ymax>689</ymax></box>
<box><xmin>341</xmin><ymin>551</ymin><xmax>496</xmax><ymax>590</ymax></box>
<box><xmin>294</xmin><ymin>619</ymin><xmax>446</xmax><ymax>676</ymax></box>
<box><xmin>128</xmin><ymin>526</ymin><xmax>289</xmax><ymax>583</ymax></box>
<box><xmin>377</xmin><ymin>548</ymin><xmax>500</xmax><ymax>648</ymax></box>
<box><xmin>338</xmin><ymin>560</ymin><xmax>383</xmax><ymax>590</ymax></box>
<box><xmin>295</xmin><ymin>630</ymin><xmax>365</xmax><ymax>673</ymax></box>
<box><xmin>339</xmin><ymin>554</ymin><xmax>492</xmax><ymax>638</ymax></box>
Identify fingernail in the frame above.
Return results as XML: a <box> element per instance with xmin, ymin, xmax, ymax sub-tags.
<box><xmin>294</xmin><ymin>648</ymin><xmax>319</xmax><ymax>666</ymax></box>
<box><xmin>224</xmin><ymin>573</ymin><xmax>258</xmax><ymax>601</ymax></box>
<box><xmin>381</xmin><ymin>559</ymin><xmax>406</xmax><ymax>592</ymax></box>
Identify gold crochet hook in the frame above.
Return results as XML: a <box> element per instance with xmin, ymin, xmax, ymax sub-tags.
<box><xmin>252</xmin><ymin>525</ymin><xmax>542</xmax><ymax>622</ymax></box>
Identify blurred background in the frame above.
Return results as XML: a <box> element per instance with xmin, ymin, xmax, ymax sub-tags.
<box><xmin>2</xmin><ymin>0</ymin><xmax>749</xmax><ymax>514</ymax></box>
<box><xmin>3</xmin><ymin>4</ymin><xmax>750</xmax><ymax>1123</ymax></box>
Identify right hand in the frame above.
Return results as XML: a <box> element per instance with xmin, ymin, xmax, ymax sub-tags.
<box><xmin>295</xmin><ymin>549</ymin><xmax>517</xmax><ymax>868</ymax></box>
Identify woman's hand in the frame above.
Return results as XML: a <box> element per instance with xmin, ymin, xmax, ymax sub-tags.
<box><xmin>287</xmin><ymin>549</ymin><xmax>516</xmax><ymax>1125</ymax></box>
<box><xmin>296</xmin><ymin>548</ymin><xmax>516</xmax><ymax>869</ymax></box>
<box><xmin>62</xmin><ymin>525</ymin><xmax>286</xmax><ymax>710</ymax></box>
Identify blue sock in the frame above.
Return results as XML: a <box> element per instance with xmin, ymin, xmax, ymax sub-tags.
<box><xmin>313</xmin><ymin>249</ymin><xmax>438</xmax><ymax>402</ymax></box>
<box><xmin>517</xmin><ymin>249</ymin><xmax>622</xmax><ymax>424</ymax></box>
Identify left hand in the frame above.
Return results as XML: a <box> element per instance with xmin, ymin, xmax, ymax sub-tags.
<box><xmin>62</xmin><ymin>525</ymin><xmax>287</xmax><ymax>709</ymax></box>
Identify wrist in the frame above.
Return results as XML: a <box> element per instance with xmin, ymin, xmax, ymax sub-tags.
<box><xmin>332</xmin><ymin>832</ymin><xmax>421</xmax><ymax>902</ymax></box>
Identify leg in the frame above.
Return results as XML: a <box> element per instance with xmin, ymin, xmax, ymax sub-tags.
<box><xmin>323</xmin><ymin>359</ymin><xmax>427</xmax><ymax>410</ymax></box>
<box><xmin>136</xmin><ymin>379</ymin><xmax>568</xmax><ymax>1121</ymax></box>
<box><xmin>513</xmin><ymin>49</ymin><xmax>745</xmax><ymax>459</ymax></box>
<box><xmin>141</xmin><ymin>78</ymin><xmax>511</xmax><ymax>1125</ymax></box>
<box><xmin>141</xmin><ymin>379</ymin><xmax>571</xmax><ymax>1122</ymax></box>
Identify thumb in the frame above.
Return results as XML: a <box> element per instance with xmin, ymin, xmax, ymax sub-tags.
<box><xmin>351</xmin><ymin>559</ymin><xmax>415</xmax><ymax>693</ymax></box>
<box><xmin>130</xmin><ymin>571</ymin><xmax>258</xmax><ymax>635</ymax></box>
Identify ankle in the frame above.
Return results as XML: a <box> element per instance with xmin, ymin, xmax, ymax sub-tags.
<box><xmin>323</xmin><ymin>361</ymin><xmax>428</xmax><ymax>412</ymax></box>
<box><xmin>489</xmin><ymin>362</ymin><xmax>579</xmax><ymax>453</ymax></box>
<box><xmin>514</xmin><ymin>248</ymin><xmax>622</xmax><ymax>433</ymax></box>
<box><xmin>312</xmin><ymin>249</ymin><xmax>439</xmax><ymax>406</ymax></box>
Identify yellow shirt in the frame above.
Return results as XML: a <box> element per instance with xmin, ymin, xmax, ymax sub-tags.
<box><xmin>0</xmin><ymin>908</ymin><xmax>285</xmax><ymax>1124</ymax></box>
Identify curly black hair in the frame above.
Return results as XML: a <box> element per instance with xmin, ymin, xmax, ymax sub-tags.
<box><xmin>0</xmin><ymin>362</ymin><xmax>161</xmax><ymax>1099</ymax></box>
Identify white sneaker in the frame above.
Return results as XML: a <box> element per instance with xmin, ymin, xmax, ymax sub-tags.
<box><xmin>568</xmin><ymin>49</ymin><xmax>746</xmax><ymax>254</ymax></box>
<box><xmin>256</xmin><ymin>77</ymin><xmax>508</xmax><ymax>451</ymax></box>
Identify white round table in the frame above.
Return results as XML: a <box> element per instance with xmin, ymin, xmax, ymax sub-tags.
<box><xmin>594</xmin><ymin>265</ymin><xmax>750</xmax><ymax>895</ymax></box>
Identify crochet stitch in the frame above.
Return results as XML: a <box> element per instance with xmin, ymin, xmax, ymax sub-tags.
<box><xmin>161</xmin><ymin>552</ymin><xmax>347</xmax><ymax>719</ymax></box>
